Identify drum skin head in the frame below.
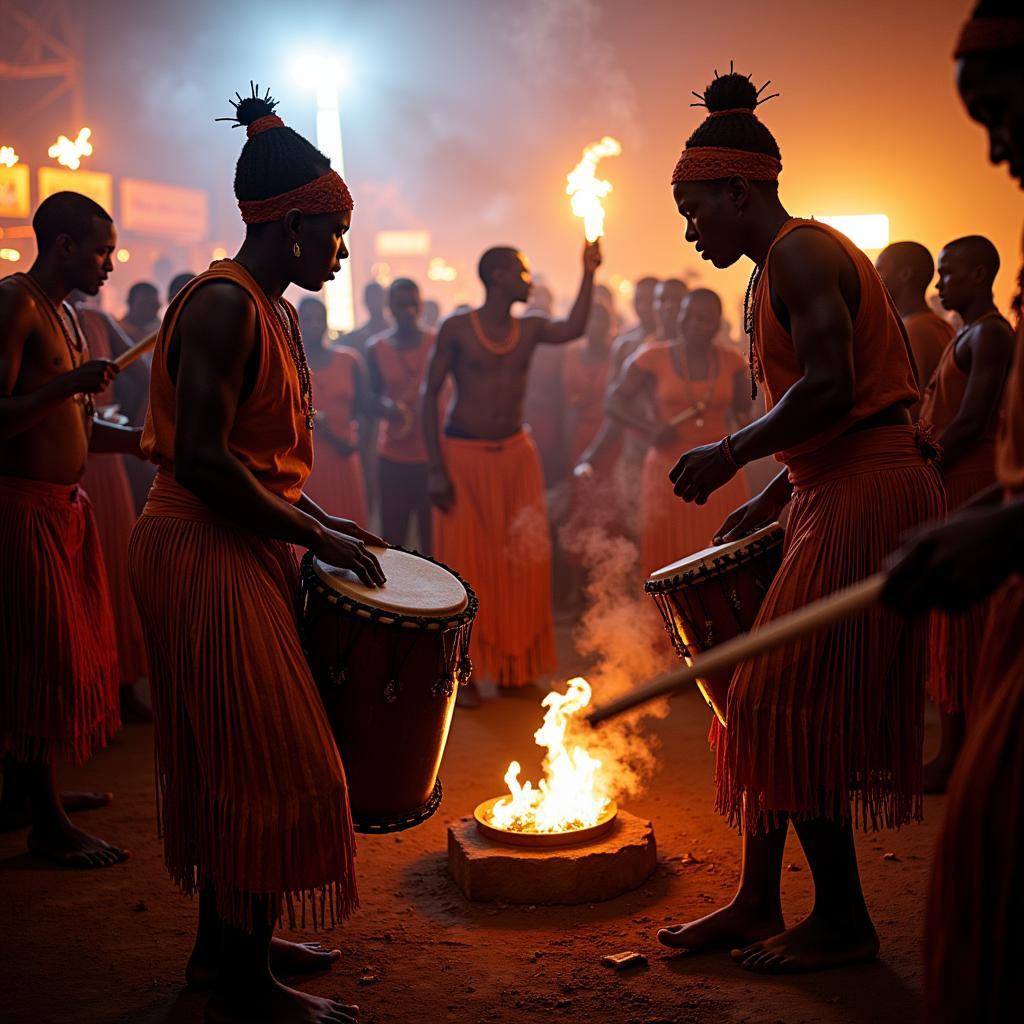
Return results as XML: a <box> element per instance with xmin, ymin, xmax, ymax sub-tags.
<box><xmin>647</xmin><ymin>522</ymin><xmax>783</xmax><ymax>583</ymax></box>
<box><xmin>313</xmin><ymin>547</ymin><xmax>469</xmax><ymax>616</ymax></box>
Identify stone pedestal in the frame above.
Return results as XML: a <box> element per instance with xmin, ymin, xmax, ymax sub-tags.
<box><xmin>447</xmin><ymin>810</ymin><xmax>656</xmax><ymax>905</ymax></box>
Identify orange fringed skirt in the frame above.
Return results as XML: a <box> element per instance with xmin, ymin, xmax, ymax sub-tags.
<box><xmin>81</xmin><ymin>454</ymin><xmax>148</xmax><ymax>683</ymax></box>
<box><xmin>927</xmin><ymin>462</ymin><xmax>997</xmax><ymax>714</ymax></box>
<box><xmin>925</xmin><ymin>576</ymin><xmax>1024</xmax><ymax>1022</ymax></box>
<box><xmin>128</xmin><ymin>472</ymin><xmax>358</xmax><ymax>931</ymax></box>
<box><xmin>434</xmin><ymin>430</ymin><xmax>556</xmax><ymax>687</ymax></box>
<box><xmin>304</xmin><ymin>445</ymin><xmax>367</xmax><ymax>525</ymax></box>
<box><xmin>0</xmin><ymin>476</ymin><xmax>120</xmax><ymax>763</ymax></box>
<box><xmin>713</xmin><ymin>426</ymin><xmax>945</xmax><ymax>834</ymax></box>
<box><xmin>640</xmin><ymin>444</ymin><xmax>750</xmax><ymax>577</ymax></box>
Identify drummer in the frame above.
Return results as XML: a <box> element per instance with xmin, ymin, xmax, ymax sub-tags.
<box><xmin>660</xmin><ymin>68</ymin><xmax>943</xmax><ymax>972</ymax></box>
<box><xmin>129</xmin><ymin>87</ymin><xmax>382</xmax><ymax>1023</ymax></box>
<box><xmin>607</xmin><ymin>287</ymin><xmax>752</xmax><ymax>576</ymax></box>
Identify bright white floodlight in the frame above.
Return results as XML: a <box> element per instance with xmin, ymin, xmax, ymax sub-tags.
<box><xmin>290</xmin><ymin>52</ymin><xmax>355</xmax><ymax>333</ymax></box>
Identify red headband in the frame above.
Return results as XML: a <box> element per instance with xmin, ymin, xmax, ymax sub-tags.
<box><xmin>955</xmin><ymin>17</ymin><xmax>1024</xmax><ymax>57</ymax></box>
<box><xmin>247</xmin><ymin>114</ymin><xmax>286</xmax><ymax>138</ymax></box>
<box><xmin>237</xmin><ymin>170</ymin><xmax>354</xmax><ymax>224</ymax></box>
<box><xmin>708</xmin><ymin>108</ymin><xmax>757</xmax><ymax>119</ymax></box>
<box><xmin>671</xmin><ymin>146</ymin><xmax>782</xmax><ymax>184</ymax></box>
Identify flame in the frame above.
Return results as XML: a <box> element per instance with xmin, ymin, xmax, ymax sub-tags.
<box><xmin>487</xmin><ymin>677</ymin><xmax>611</xmax><ymax>833</ymax></box>
<box><xmin>48</xmin><ymin>128</ymin><xmax>93</xmax><ymax>171</ymax></box>
<box><xmin>0</xmin><ymin>146</ymin><xmax>18</xmax><ymax>169</ymax></box>
<box><xmin>565</xmin><ymin>136</ymin><xmax>622</xmax><ymax>243</ymax></box>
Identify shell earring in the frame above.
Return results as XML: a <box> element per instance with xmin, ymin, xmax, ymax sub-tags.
<box><xmin>293</xmin><ymin>242</ymin><xmax>301</xmax><ymax>258</ymax></box>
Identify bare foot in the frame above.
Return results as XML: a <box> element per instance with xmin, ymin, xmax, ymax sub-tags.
<box><xmin>27</xmin><ymin>822</ymin><xmax>129</xmax><ymax>869</ymax></box>
<box><xmin>0</xmin><ymin>790</ymin><xmax>112</xmax><ymax>833</ymax></box>
<box><xmin>188</xmin><ymin>940</ymin><xmax>341</xmax><ymax>990</ymax></box>
<box><xmin>658</xmin><ymin>899</ymin><xmax>784</xmax><ymax>952</ymax></box>
<box><xmin>922</xmin><ymin>755</ymin><xmax>955</xmax><ymax>795</ymax></box>
<box><xmin>456</xmin><ymin>681</ymin><xmax>482</xmax><ymax>709</ymax></box>
<box><xmin>731</xmin><ymin>911</ymin><xmax>879</xmax><ymax>973</ymax></box>
<box><xmin>205</xmin><ymin>978</ymin><xmax>358</xmax><ymax>1023</ymax></box>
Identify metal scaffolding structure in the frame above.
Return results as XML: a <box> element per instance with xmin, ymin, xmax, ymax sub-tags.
<box><xmin>0</xmin><ymin>0</ymin><xmax>83</xmax><ymax>133</ymax></box>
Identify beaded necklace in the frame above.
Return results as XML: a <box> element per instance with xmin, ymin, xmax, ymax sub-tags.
<box><xmin>670</xmin><ymin>342</ymin><xmax>718</xmax><ymax>429</ymax></box>
<box><xmin>271</xmin><ymin>299</ymin><xmax>317</xmax><ymax>431</ymax></box>
<box><xmin>742</xmin><ymin>217</ymin><xmax>794</xmax><ymax>401</ymax></box>
<box><xmin>469</xmin><ymin>309</ymin><xmax>520</xmax><ymax>356</ymax></box>
<box><xmin>17</xmin><ymin>273</ymin><xmax>95</xmax><ymax>417</ymax></box>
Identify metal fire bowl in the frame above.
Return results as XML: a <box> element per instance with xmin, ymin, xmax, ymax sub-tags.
<box><xmin>473</xmin><ymin>797</ymin><xmax>619</xmax><ymax>848</ymax></box>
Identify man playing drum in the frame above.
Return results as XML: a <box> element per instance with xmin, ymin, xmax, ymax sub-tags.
<box><xmin>129</xmin><ymin>88</ymin><xmax>383</xmax><ymax>1024</ymax></box>
<box><xmin>659</xmin><ymin>69</ymin><xmax>943</xmax><ymax>973</ymax></box>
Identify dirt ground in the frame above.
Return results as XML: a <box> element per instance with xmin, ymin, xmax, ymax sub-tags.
<box><xmin>1</xmin><ymin>625</ymin><xmax>942</xmax><ymax>1024</ymax></box>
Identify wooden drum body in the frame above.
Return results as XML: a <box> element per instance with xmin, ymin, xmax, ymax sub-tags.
<box><xmin>644</xmin><ymin>524</ymin><xmax>784</xmax><ymax>726</ymax></box>
<box><xmin>301</xmin><ymin>547</ymin><xmax>477</xmax><ymax>833</ymax></box>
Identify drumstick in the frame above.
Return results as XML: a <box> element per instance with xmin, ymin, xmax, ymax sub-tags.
<box><xmin>113</xmin><ymin>330</ymin><xmax>159</xmax><ymax>369</ymax></box>
<box><xmin>587</xmin><ymin>573</ymin><xmax>886</xmax><ymax>726</ymax></box>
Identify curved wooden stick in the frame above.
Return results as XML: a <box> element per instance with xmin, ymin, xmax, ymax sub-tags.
<box><xmin>587</xmin><ymin>573</ymin><xmax>886</xmax><ymax>726</ymax></box>
<box><xmin>113</xmin><ymin>330</ymin><xmax>158</xmax><ymax>369</ymax></box>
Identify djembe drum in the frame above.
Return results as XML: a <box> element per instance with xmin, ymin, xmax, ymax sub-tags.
<box><xmin>644</xmin><ymin>523</ymin><xmax>784</xmax><ymax>726</ymax></box>
<box><xmin>301</xmin><ymin>546</ymin><xmax>477</xmax><ymax>833</ymax></box>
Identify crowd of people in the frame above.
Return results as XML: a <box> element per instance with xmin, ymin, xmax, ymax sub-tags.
<box><xmin>1</xmin><ymin>1</ymin><xmax>1023</xmax><ymax>1021</ymax></box>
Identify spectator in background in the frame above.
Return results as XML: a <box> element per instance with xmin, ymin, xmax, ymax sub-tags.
<box><xmin>167</xmin><ymin>271</ymin><xmax>195</xmax><ymax>304</ymax></box>
<box><xmin>119</xmin><ymin>281</ymin><xmax>161</xmax><ymax>344</ymax></box>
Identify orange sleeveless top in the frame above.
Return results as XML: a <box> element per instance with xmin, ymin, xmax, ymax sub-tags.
<box><xmin>633</xmin><ymin>341</ymin><xmax>745</xmax><ymax>451</ymax></box>
<box><xmin>920</xmin><ymin>313</ymin><xmax>1011</xmax><ymax>477</ymax></box>
<box><xmin>368</xmin><ymin>332</ymin><xmax>434</xmax><ymax>463</ymax></box>
<box><xmin>997</xmin><ymin>317</ymin><xmax>1024</xmax><ymax>496</ymax></box>
<box><xmin>314</xmin><ymin>348</ymin><xmax>361</xmax><ymax>450</ymax></box>
<box><xmin>904</xmin><ymin>311</ymin><xmax>954</xmax><ymax>394</ymax></box>
<box><xmin>563</xmin><ymin>340</ymin><xmax>611</xmax><ymax>462</ymax></box>
<box><xmin>141</xmin><ymin>259</ymin><xmax>313</xmax><ymax>504</ymax></box>
<box><xmin>753</xmin><ymin>219</ymin><xmax>919</xmax><ymax>463</ymax></box>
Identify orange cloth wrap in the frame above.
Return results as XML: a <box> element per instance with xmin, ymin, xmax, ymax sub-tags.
<box><xmin>634</xmin><ymin>343</ymin><xmax>749</xmax><ymax>575</ymax></box>
<box><xmin>81</xmin><ymin>456</ymin><xmax>148</xmax><ymax>683</ymax></box>
<box><xmin>369</xmin><ymin>333</ymin><xmax>435</xmax><ymax>465</ymax></box>
<box><xmin>997</xmin><ymin>318</ymin><xmax>1024</xmax><ymax>496</ymax></box>
<box><xmin>923</xmin><ymin>315</ymin><xmax>1024</xmax><ymax>1023</ymax></box>
<box><xmin>563</xmin><ymin>340</ymin><xmax>612</xmax><ymax>465</ymax></box>
<box><xmin>903</xmin><ymin>310</ymin><xmax>955</xmax><ymax>412</ymax></box>
<box><xmin>754</xmin><ymin>220</ymin><xmax>919</xmax><ymax>463</ymax></box>
<box><xmin>132</xmin><ymin>261</ymin><xmax>356</xmax><ymax>930</ymax></box>
<box><xmin>0</xmin><ymin>477</ymin><xmax>121</xmax><ymax>763</ymax></box>
<box><xmin>305</xmin><ymin>349</ymin><xmax>367</xmax><ymax>522</ymax></box>
<box><xmin>713</xmin><ymin>427</ymin><xmax>944</xmax><ymax>833</ymax></box>
<box><xmin>433</xmin><ymin>430</ymin><xmax>556</xmax><ymax>687</ymax></box>
<box><xmin>920</xmin><ymin>327</ymin><xmax>1006</xmax><ymax>712</ymax></box>
<box><xmin>130</xmin><ymin>474</ymin><xmax>358</xmax><ymax>930</ymax></box>
<box><xmin>142</xmin><ymin>259</ymin><xmax>313</xmax><ymax>504</ymax></box>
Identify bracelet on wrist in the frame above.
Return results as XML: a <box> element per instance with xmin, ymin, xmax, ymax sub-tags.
<box><xmin>719</xmin><ymin>434</ymin><xmax>741</xmax><ymax>469</ymax></box>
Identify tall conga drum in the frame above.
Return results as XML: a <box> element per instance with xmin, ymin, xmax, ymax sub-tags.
<box><xmin>301</xmin><ymin>546</ymin><xmax>477</xmax><ymax>833</ymax></box>
<box><xmin>644</xmin><ymin>523</ymin><xmax>784</xmax><ymax>725</ymax></box>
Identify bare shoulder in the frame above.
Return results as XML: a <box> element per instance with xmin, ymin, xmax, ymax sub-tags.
<box><xmin>438</xmin><ymin>311</ymin><xmax>471</xmax><ymax>347</ymax></box>
<box><xmin>179</xmin><ymin>280</ymin><xmax>254</xmax><ymax>323</ymax></box>
<box><xmin>0</xmin><ymin>276</ymin><xmax>37</xmax><ymax>322</ymax></box>
<box><xmin>519</xmin><ymin>310</ymin><xmax>548</xmax><ymax>342</ymax></box>
<box><xmin>772</xmin><ymin>224</ymin><xmax>846</xmax><ymax>278</ymax></box>
<box><xmin>970</xmin><ymin>314</ymin><xmax>1016</xmax><ymax>353</ymax></box>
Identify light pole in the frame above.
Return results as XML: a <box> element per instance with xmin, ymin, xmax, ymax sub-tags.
<box><xmin>292</xmin><ymin>55</ymin><xmax>355</xmax><ymax>334</ymax></box>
